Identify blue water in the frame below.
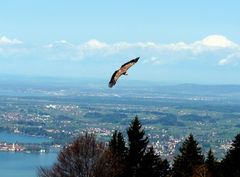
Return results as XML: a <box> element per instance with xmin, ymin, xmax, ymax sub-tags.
<box><xmin>0</xmin><ymin>152</ymin><xmax>57</xmax><ymax>177</ymax></box>
<box><xmin>0</xmin><ymin>132</ymin><xmax>50</xmax><ymax>144</ymax></box>
<box><xmin>0</xmin><ymin>132</ymin><xmax>57</xmax><ymax>177</ymax></box>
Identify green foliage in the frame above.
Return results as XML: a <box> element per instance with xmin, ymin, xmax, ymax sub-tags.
<box><xmin>110</xmin><ymin>116</ymin><xmax>170</xmax><ymax>177</ymax></box>
<box><xmin>221</xmin><ymin>133</ymin><xmax>240</xmax><ymax>177</ymax></box>
<box><xmin>126</xmin><ymin>116</ymin><xmax>149</xmax><ymax>176</ymax></box>
<box><xmin>109</xmin><ymin>131</ymin><xmax>127</xmax><ymax>177</ymax></box>
<box><xmin>109</xmin><ymin>130</ymin><xmax>127</xmax><ymax>156</ymax></box>
<box><xmin>205</xmin><ymin>148</ymin><xmax>219</xmax><ymax>177</ymax></box>
<box><xmin>38</xmin><ymin>116</ymin><xmax>240</xmax><ymax>177</ymax></box>
<box><xmin>172</xmin><ymin>134</ymin><xmax>204</xmax><ymax>177</ymax></box>
<box><xmin>139</xmin><ymin>147</ymin><xmax>170</xmax><ymax>177</ymax></box>
<box><xmin>206</xmin><ymin>148</ymin><xmax>215</xmax><ymax>167</ymax></box>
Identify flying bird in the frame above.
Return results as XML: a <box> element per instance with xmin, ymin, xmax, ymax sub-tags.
<box><xmin>108</xmin><ymin>57</ymin><xmax>140</xmax><ymax>88</ymax></box>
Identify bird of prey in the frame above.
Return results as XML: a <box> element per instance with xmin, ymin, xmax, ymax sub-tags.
<box><xmin>108</xmin><ymin>57</ymin><xmax>140</xmax><ymax>88</ymax></box>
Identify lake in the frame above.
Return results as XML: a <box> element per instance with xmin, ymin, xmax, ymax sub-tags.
<box><xmin>0</xmin><ymin>132</ymin><xmax>57</xmax><ymax>177</ymax></box>
<box><xmin>0</xmin><ymin>152</ymin><xmax>57</xmax><ymax>177</ymax></box>
<box><xmin>0</xmin><ymin>132</ymin><xmax>51</xmax><ymax>144</ymax></box>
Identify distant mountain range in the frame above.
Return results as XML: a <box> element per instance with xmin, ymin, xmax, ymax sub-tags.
<box><xmin>0</xmin><ymin>75</ymin><xmax>240</xmax><ymax>96</ymax></box>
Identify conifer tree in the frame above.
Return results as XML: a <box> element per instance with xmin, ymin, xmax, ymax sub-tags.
<box><xmin>172</xmin><ymin>134</ymin><xmax>204</xmax><ymax>177</ymax></box>
<box><xmin>126</xmin><ymin>116</ymin><xmax>149</xmax><ymax>176</ymax></box>
<box><xmin>109</xmin><ymin>130</ymin><xmax>127</xmax><ymax>159</ymax></box>
<box><xmin>117</xmin><ymin>131</ymin><xmax>128</xmax><ymax>156</ymax></box>
<box><xmin>139</xmin><ymin>146</ymin><xmax>170</xmax><ymax>177</ymax></box>
<box><xmin>159</xmin><ymin>159</ymin><xmax>171</xmax><ymax>177</ymax></box>
<box><xmin>109</xmin><ymin>130</ymin><xmax>118</xmax><ymax>153</ymax></box>
<box><xmin>205</xmin><ymin>148</ymin><xmax>218</xmax><ymax>177</ymax></box>
<box><xmin>206</xmin><ymin>148</ymin><xmax>215</xmax><ymax>167</ymax></box>
<box><xmin>221</xmin><ymin>133</ymin><xmax>240</xmax><ymax>177</ymax></box>
<box><xmin>109</xmin><ymin>130</ymin><xmax>128</xmax><ymax>177</ymax></box>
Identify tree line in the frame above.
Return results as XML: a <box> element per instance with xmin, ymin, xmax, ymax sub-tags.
<box><xmin>38</xmin><ymin>116</ymin><xmax>240</xmax><ymax>177</ymax></box>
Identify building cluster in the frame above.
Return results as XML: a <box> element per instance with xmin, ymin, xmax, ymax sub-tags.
<box><xmin>0</xmin><ymin>142</ymin><xmax>25</xmax><ymax>152</ymax></box>
<box><xmin>84</xmin><ymin>127</ymin><xmax>112</xmax><ymax>137</ymax></box>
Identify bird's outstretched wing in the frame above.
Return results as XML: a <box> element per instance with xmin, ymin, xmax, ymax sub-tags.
<box><xmin>120</xmin><ymin>57</ymin><xmax>139</xmax><ymax>70</ymax></box>
<box><xmin>108</xmin><ymin>57</ymin><xmax>139</xmax><ymax>88</ymax></box>
<box><xmin>108</xmin><ymin>70</ymin><xmax>121</xmax><ymax>88</ymax></box>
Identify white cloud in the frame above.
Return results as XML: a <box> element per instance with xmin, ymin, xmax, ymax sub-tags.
<box><xmin>218</xmin><ymin>52</ymin><xmax>240</xmax><ymax>66</ymax></box>
<box><xmin>0</xmin><ymin>36</ymin><xmax>26</xmax><ymax>57</ymax></box>
<box><xmin>197</xmin><ymin>35</ymin><xmax>236</xmax><ymax>48</ymax></box>
<box><xmin>46</xmin><ymin>35</ymin><xmax>238</xmax><ymax>55</ymax></box>
<box><xmin>45</xmin><ymin>40</ymin><xmax>74</xmax><ymax>48</ymax></box>
<box><xmin>43</xmin><ymin>40</ymin><xmax>80</xmax><ymax>60</ymax></box>
<box><xmin>143</xmin><ymin>56</ymin><xmax>163</xmax><ymax>65</ymax></box>
<box><xmin>164</xmin><ymin>35</ymin><xmax>238</xmax><ymax>56</ymax></box>
<box><xmin>84</xmin><ymin>39</ymin><xmax>108</xmax><ymax>49</ymax></box>
<box><xmin>3</xmin><ymin>34</ymin><xmax>238</xmax><ymax>67</ymax></box>
<box><xmin>0</xmin><ymin>36</ymin><xmax>22</xmax><ymax>45</ymax></box>
<box><xmin>43</xmin><ymin>35</ymin><xmax>240</xmax><ymax>66</ymax></box>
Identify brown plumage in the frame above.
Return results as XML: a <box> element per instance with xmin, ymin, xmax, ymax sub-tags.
<box><xmin>108</xmin><ymin>57</ymin><xmax>140</xmax><ymax>88</ymax></box>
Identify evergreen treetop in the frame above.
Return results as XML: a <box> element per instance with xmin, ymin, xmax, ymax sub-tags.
<box><xmin>172</xmin><ymin>134</ymin><xmax>204</xmax><ymax>177</ymax></box>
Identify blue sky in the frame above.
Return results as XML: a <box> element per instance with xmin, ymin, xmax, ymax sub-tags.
<box><xmin>0</xmin><ymin>0</ymin><xmax>240</xmax><ymax>84</ymax></box>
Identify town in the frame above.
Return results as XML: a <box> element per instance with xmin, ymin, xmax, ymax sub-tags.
<box><xmin>1</xmin><ymin>83</ymin><xmax>239</xmax><ymax>159</ymax></box>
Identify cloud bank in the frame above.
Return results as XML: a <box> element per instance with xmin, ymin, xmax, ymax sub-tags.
<box><xmin>0</xmin><ymin>36</ymin><xmax>22</xmax><ymax>45</ymax></box>
<box><xmin>1</xmin><ymin>34</ymin><xmax>240</xmax><ymax>66</ymax></box>
<box><xmin>0</xmin><ymin>36</ymin><xmax>26</xmax><ymax>57</ymax></box>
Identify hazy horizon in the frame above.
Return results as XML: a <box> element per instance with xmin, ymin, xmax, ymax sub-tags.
<box><xmin>1</xmin><ymin>74</ymin><xmax>240</xmax><ymax>87</ymax></box>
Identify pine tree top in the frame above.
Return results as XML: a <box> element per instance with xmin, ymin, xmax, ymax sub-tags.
<box><xmin>232</xmin><ymin>133</ymin><xmax>240</xmax><ymax>150</ymax></box>
<box><xmin>127</xmin><ymin>116</ymin><xmax>149</xmax><ymax>145</ymax></box>
<box><xmin>206</xmin><ymin>148</ymin><xmax>216</xmax><ymax>167</ymax></box>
